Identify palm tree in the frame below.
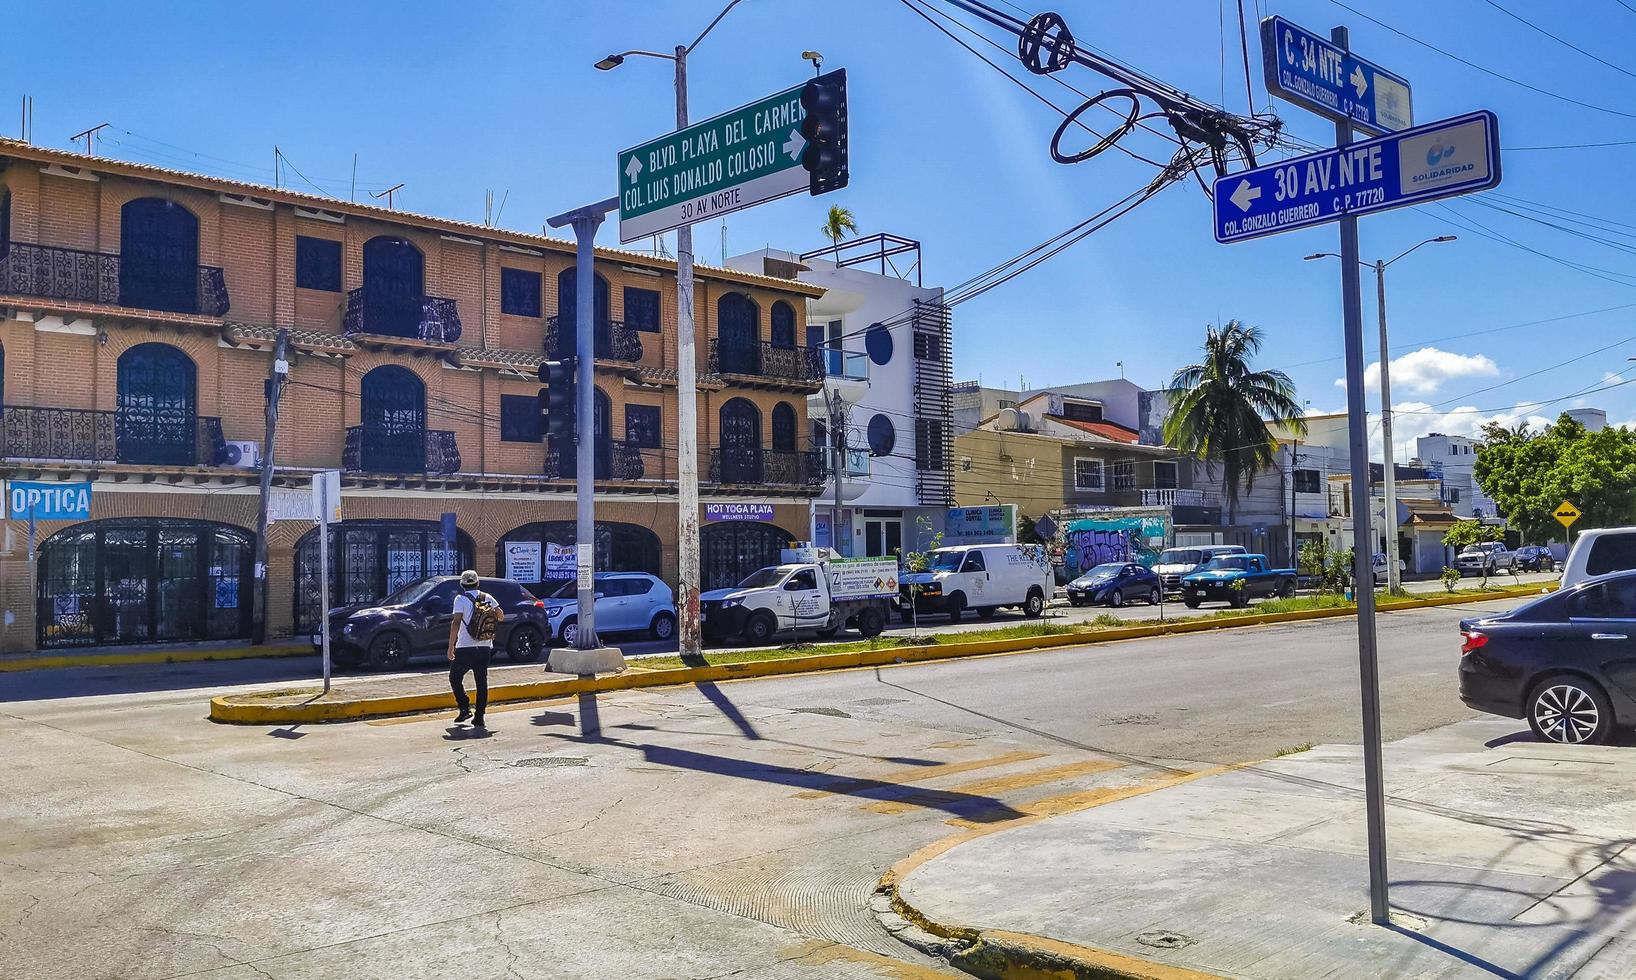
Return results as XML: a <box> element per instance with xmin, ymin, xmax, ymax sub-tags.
<box><xmin>820</xmin><ymin>205</ymin><xmax>858</xmax><ymax>257</ymax></box>
<box><xmin>1163</xmin><ymin>321</ymin><xmax>1307</xmax><ymax>524</ymax></box>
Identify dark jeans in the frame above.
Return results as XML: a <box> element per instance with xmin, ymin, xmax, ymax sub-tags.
<box><xmin>450</xmin><ymin>647</ymin><xmax>491</xmax><ymax>719</ymax></box>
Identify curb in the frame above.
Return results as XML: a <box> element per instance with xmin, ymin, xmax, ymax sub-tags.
<box><xmin>0</xmin><ymin>642</ymin><xmax>312</xmax><ymax>673</ymax></box>
<box><xmin>208</xmin><ymin>584</ymin><xmax>1545</xmax><ymax>725</ymax></box>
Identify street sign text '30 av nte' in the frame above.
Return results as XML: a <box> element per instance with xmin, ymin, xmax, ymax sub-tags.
<box><xmin>1213</xmin><ymin>110</ymin><xmax>1500</xmax><ymax>244</ymax></box>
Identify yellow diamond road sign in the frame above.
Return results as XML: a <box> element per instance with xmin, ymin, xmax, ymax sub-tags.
<box><xmin>1554</xmin><ymin>501</ymin><xmax>1580</xmax><ymax>529</ymax></box>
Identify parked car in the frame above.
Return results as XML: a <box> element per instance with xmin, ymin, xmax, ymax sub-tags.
<box><xmin>1560</xmin><ymin>527</ymin><xmax>1636</xmax><ymax>590</ymax></box>
<box><xmin>1180</xmin><ymin>554</ymin><xmax>1297</xmax><ymax>608</ymax></box>
<box><xmin>321</xmin><ymin>575</ymin><xmax>550</xmax><ymax>670</ymax></box>
<box><xmin>1371</xmin><ymin>552</ymin><xmax>1406</xmax><ymax>586</ymax></box>
<box><xmin>540</xmin><ymin>572</ymin><xmax>676</xmax><ymax>646</ymax></box>
<box><xmin>899</xmin><ymin>543</ymin><xmax>1052</xmax><ymax>622</ymax></box>
<box><xmin>1065</xmin><ymin>562</ymin><xmax>1162</xmax><ymax>607</ymax></box>
<box><xmin>1459</xmin><ymin>569</ymin><xmax>1636</xmax><ymax>744</ymax></box>
<box><xmin>1513</xmin><ymin>545</ymin><xmax>1557</xmax><ymax>573</ymax></box>
<box><xmin>1456</xmin><ymin>542</ymin><xmax>1515</xmax><ymax>576</ymax></box>
<box><xmin>1152</xmin><ymin>545</ymin><xmax>1247</xmax><ymax>594</ymax></box>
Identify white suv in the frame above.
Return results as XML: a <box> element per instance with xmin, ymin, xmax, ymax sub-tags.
<box><xmin>1456</xmin><ymin>542</ymin><xmax>1514</xmax><ymax>576</ymax></box>
<box><xmin>1560</xmin><ymin>527</ymin><xmax>1636</xmax><ymax>590</ymax></box>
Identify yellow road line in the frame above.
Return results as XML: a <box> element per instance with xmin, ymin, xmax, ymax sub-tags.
<box><xmin>792</xmin><ymin>750</ymin><xmax>1045</xmax><ymax>800</ymax></box>
<box><xmin>863</xmin><ymin>758</ymin><xmax>1127</xmax><ymax>815</ymax></box>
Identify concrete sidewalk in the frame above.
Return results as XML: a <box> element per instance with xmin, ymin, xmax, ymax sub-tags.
<box><xmin>894</xmin><ymin>719</ymin><xmax>1636</xmax><ymax>979</ymax></box>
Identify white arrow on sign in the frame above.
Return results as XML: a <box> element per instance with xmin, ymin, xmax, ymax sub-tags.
<box><xmin>1351</xmin><ymin>65</ymin><xmax>1368</xmax><ymax>98</ymax></box>
<box><xmin>625</xmin><ymin>156</ymin><xmax>643</xmax><ymax>185</ymax></box>
<box><xmin>781</xmin><ymin>128</ymin><xmax>805</xmax><ymax>163</ymax></box>
<box><xmin>1230</xmin><ymin>179</ymin><xmax>1262</xmax><ymax>212</ymax></box>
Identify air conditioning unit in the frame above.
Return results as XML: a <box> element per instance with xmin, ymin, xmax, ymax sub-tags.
<box><xmin>222</xmin><ymin>440</ymin><xmax>260</xmax><ymax>468</ymax></box>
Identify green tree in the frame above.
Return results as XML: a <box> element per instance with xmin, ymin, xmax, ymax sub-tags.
<box><xmin>1163</xmin><ymin>321</ymin><xmax>1307</xmax><ymax>524</ymax></box>
<box><xmin>820</xmin><ymin>205</ymin><xmax>857</xmax><ymax>256</ymax></box>
<box><xmin>1444</xmin><ymin>519</ymin><xmax>1500</xmax><ymax>587</ymax></box>
<box><xmin>1475</xmin><ymin>414</ymin><xmax>1636</xmax><ymax>544</ymax></box>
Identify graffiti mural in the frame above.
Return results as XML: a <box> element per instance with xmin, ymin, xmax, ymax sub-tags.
<box><xmin>1060</xmin><ymin>516</ymin><xmax>1170</xmax><ymax>580</ymax></box>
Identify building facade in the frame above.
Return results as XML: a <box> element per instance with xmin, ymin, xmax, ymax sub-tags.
<box><xmin>0</xmin><ymin>139</ymin><xmax>827</xmax><ymax>653</ymax></box>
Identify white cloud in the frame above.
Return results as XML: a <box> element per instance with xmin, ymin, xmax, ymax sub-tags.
<box><xmin>1376</xmin><ymin>400</ymin><xmax>1552</xmax><ymax>463</ymax></box>
<box><xmin>1334</xmin><ymin>346</ymin><xmax>1500</xmax><ymax>396</ymax></box>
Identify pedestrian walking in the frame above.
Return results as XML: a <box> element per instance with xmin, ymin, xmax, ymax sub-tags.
<box><xmin>448</xmin><ymin>570</ymin><xmax>502</xmax><ymax>728</ymax></box>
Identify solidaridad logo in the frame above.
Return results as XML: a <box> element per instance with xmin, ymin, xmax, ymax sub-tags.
<box><xmin>1414</xmin><ymin>139</ymin><xmax>1475</xmax><ymax>184</ymax></box>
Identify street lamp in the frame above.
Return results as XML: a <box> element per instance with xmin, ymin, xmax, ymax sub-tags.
<box><xmin>1306</xmin><ymin>235</ymin><xmax>1457</xmax><ymax>594</ymax></box>
<box><xmin>593</xmin><ymin>0</ymin><xmax>748</xmax><ymax>665</ymax></box>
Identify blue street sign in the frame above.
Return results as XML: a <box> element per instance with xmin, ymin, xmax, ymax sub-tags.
<box><xmin>1261</xmin><ymin>16</ymin><xmax>1413</xmax><ymax>136</ymax></box>
<box><xmin>1213</xmin><ymin>110</ymin><xmax>1500</xmax><ymax>244</ymax></box>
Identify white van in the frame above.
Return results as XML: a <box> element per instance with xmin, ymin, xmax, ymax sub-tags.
<box><xmin>1560</xmin><ymin>527</ymin><xmax>1636</xmax><ymax>589</ymax></box>
<box><xmin>899</xmin><ymin>543</ymin><xmax>1053</xmax><ymax>622</ymax></box>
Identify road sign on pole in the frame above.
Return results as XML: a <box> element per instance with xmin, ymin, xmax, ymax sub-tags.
<box><xmin>619</xmin><ymin>83</ymin><xmax>810</xmax><ymax>242</ymax></box>
<box><xmin>1554</xmin><ymin>501</ymin><xmax>1581</xmax><ymax>530</ymax></box>
<box><xmin>1261</xmin><ymin>16</ymin><xmax>1413</xmax><ymax>136</ymax></box>
<box><xmin>1213</xmin><ymin>110</ymin><xmax>1501</xmax><ymax>244</ymax></box>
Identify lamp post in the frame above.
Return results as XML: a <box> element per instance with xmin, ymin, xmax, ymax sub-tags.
<box><xmin>1305</xmin><ymin>235</ymin><xmax>1456</xmax><ymax>594</ymax></box>
<box><xmin>595</xmin><ymin>0</ymin><xmax>746</xmax><ymax>663</ymax></box>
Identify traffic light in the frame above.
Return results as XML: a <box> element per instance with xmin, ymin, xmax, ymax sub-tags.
<box><xmin>537</xmin><ymin>357</ymin><xmax>576</xmax><ymax>441</ymax></box>
<box><xmin>800</xmin><ymin>68</ymin><xmax>847</xmax><ymax>195</ymax></box>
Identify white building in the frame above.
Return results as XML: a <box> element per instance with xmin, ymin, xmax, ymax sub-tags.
<box><xmin>1414</xmin><ymin>433</ymin><xmax>1496</xmax><ymax>519</ymax></box>
<box><xmin>727</xmin><ymin>235</ymin><xmax>953</xmax><ymax>558</ymax></box>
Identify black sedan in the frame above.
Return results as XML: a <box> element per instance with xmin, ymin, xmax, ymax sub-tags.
<box><xmin>1459</xmin><ymin>570</ymin><xmax>1636</xmax><ymax>744</ymax></box>
<box><xmin>320</xmin><ymin>576</ymin><xmax>551</xmax><ymax>670</ymax></box>
<box><xmin>1065</xmin><ymin>562</ymin><xmax>1162</xmax><ymax>608</ymax></box>
<box><xmin>1514</xmin><ymin>545</ymin><xmax>1557</xmax><ymax>573</ymax></box>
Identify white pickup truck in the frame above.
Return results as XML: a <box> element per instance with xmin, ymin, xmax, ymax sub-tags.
<box><xmin>699</xmin><ymin>552</ymin><xmax>900</xmax><ymax>645</ymax></box>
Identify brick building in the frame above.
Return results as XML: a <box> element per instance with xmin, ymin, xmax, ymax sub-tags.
<box><xmin>0</xmin><ymin>139</ymin><xmax>826</xmax><ymax>655</ymax></box>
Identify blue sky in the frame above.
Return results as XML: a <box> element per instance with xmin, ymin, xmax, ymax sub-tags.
<box><xmin>10</xmin><ymin>0</ymin><xmax>1636</xmax><ymax>456</ymax></box>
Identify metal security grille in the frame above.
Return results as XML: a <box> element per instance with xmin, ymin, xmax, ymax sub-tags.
<box><xmin>293</xmin><ymin>521</ymin><xmax>474</xmax><ymax>633</ymax></box>
<box><xmin>702</xmin><ymin>521</ymin><xmax>795</xmax><ymax>591</ymax></box>
<box><xmin>912</xmin><ymin>299</ymin><xmax>954</xmax><ymax>507</ymax></box>
<box><xmin>119</xmin><ymin>198</ymin><xmax>198</xmax><ymax>314</ymax></box>
<box><xmin>718</xmin><ymin>398</ymin><xmax>762</xmax><ymax>483</ymax></box>
<box><xmin>716</xmin><ymin>293</ymin><xmax>759</xmax><ymax>375</ymax></box>
<box><xmin>361</xmin><ymin>237</ymin><xmax>426</xmax><ymax>338</ymax></box>
<box><xmin>116</xmin><ymin>343</ymin><xmax>198</xmax><ymax>466</ymax></box>
<box><xmin>359</xmin><ymin>366</ymin><xmax>426</xmax><ymax>473</ymax></box>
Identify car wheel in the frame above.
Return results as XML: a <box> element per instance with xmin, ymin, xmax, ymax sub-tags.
<box><xmin>649</xmin><ymin>611</ymin><xmax>676</xmax><ymax>642</ymax></box>
<box><xmin>856</xmin><ymin>606</ymin><xmax>886</xmax><ymax>638</ymax></box>
<box><xmin>559</xmin><ymin>618</ymin><xmax>579</xmax><ymax>648</ymax></box>
<box><xmin>1108</xmin><ymin>589</ymin><xmax>1124</xmax><ymax>608</ymax></box>
<box><xmin>743</xmin><ymin>611</ymin><xmax>777</xmax><ymax>644</ymax></box>
<box><xmin>945</xmin><ymin>593</ymin><xmax>965</xmax><ymax>622</ymax></box>
<box><xmin>1183</xmin><ymin>597</ymin><xmax>1201</xmax><ymax>609</ymax></box>
<box><xmin>1230</xmin><ymin>592</ymin><xmax>1249</xmax><ymax>609</ymax></box>
<box><xmin>1147</xmin><ymin>587</ymin><xmax>1161</xmax><ymax>605</ymax></box>
<box><xmin>367</xmin><ymin>630</ymin><xmax>411</xmax><ymax>671</ymax></box>
<box><xmin>504</xmin><ymin>625</ymin><xmax>544</xmax><ymax>663</ymax></box>
<box><xmin>1278</xmin><ymin>580</ymin><xmax>1296</xmax><ymax>599</ymax></box>
<box><xmin>1024</xmin><ymin>588</ymin><xmax>1046</xmax><ymax>617</ymax></box>
<box><xmin>1528</xmin><ymin>675</ymin><xmax>1613</xmax><ymax>745</ymax></box>
<box><xmin>976</xmin><ymin>606</ymin><xmax>997</xmax><ymax>620</ymax></box>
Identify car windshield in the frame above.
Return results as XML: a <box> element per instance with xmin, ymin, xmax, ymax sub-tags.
<box><xmin>542</xmin><ymin>580</ymin><xmax>577</xmax><ymax>599</ymax></box>
<box><xmin>1202</xmin><ymin>557</ymin><xmax>1247</xmax><ymax>571</ymax></box>
<box><xmin>736</xmin><ymin>567</ymin><xmax>787</xmax><ymax>590</ymax></box>
<box><xmin>1086</xmin><ymin>563</ymin><xmax>1125</xmax><ymax>577</ymax></box>
<box><xmin>1157</xmin><ymin>549</ymin><xmax>1202</xmax><ymax>565</ymax></box>
<box><xmin>380</xmin><ymin>578</ymin><xmax>444</xmax><ymax>606</ymax></box>
<box><xmin>928</xmin><ymin>550</ymin><xmax>965</xmax><ymax>571</ymax></box>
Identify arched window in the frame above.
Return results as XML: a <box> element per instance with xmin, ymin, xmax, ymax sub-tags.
<box><xmin>716</xmin><ymin>293</ymin><xmax>759</xmax><ymax>374</ymax></box>
<box><xmin>772</xmin><ymin>401</ymin><xmax>797</xmax><ymax>452</ymax></box>
<box><xmin>39</xmin><ymin>518</ymin><xmax>254</xmax><ymax>648</ymax></box>
<box><xmin>293</xmin><ymin>520</ymin><xmax>474</xmax><ymax>631</ymax></box>
<box><xmin>359</xmin><ymin>365</ymin><xmax>426</xmax><ymax>472</ymax></box>
<box><xmin>120</xmin><ymin>198</ymin><xmax>199</xmax><ymax>313</ymax></box>
<box><xmin>116</xmin><ymin>342</ymin><xmax>197</xmax><ymax>465</ymax></box>
<box><xmin>495</xmin><ymin>521</ymin><xmax>662</xmax><ymax>593</ymax></box>
<box><xmin>555</xmin><ymin>268</ymin><xmax>610</xmax><ymax>359</ymax></box>
<box><xmin>770</xmin><ymin>300</ymin><xmax>797</xmax><ymax>350</ymax></box>
<box><xmin>361</xmin><ymin>236</ymin><xmax>426</xmax><ymax>337</ymax></box>
<box><xmin>702</xmin><ymin>521</ymin><xmax>796</xmax><ymax>590</ymax></box>
<box><xmin>718</xmin><ymin>397</ymin><xmax>761</xmax><ymax>483</ymax></box>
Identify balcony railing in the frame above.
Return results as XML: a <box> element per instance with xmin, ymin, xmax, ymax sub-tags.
<box><xmin>342</xmin><ymin>287</ymin><xmax>462</xmax><ymax>344</ymax></box>
<box><xmin>0</xmin><ymin>405</ymin><xmax>226</xmax><ymax>466</ymax></box>
<box><xmin>0</xmin><ymin>241</ymin><xmax>230</xmax><ymax>316</ymax></box>
<box><xmin>543</xmin><ymin>439</ymin><xmax>646</xmax><ymax>481</ymax></box>
<box><xmin>342</xmin><ymin>426</ymin><xmax>461</xmax><ymax>475</ymax></box>
<box><xmin>708</xmin><ymin>340</ymin><xmax>824</xmax><ymax>385</ymax></box>
<box><xmin>1140</xmin><ymin>488</ymin><xmax>1206</xmax><ymax>508</ymax></box>
<box><xmin>709</xmin><ymin>447</ymin><xmax>824</xmax><ymax>487</ymax></box>
<box><xmin>544</xmin><ymin>316</ymin><xmax>643</xmax><ymax>362</ymax></box>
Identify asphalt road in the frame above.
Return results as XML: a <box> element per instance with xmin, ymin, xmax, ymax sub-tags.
<box><xmin>0</xmin><ymin>597</ymin><xmax>1544</xmax><ymax>979</ymax></box>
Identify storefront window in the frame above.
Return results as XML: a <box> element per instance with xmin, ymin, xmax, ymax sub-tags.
<box><xmin>294</xmin><ymin>520</ymin><xmax>473</xmax><ymax>632</ymax></box>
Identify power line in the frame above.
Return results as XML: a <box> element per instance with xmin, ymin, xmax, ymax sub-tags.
<box><xmin>1508</xmin><ymin>139</ymin><xmax>1636</xmax><ymax>151</ymax></box>
<box><xmin>1479</xmin><ymin>0</ymin><xmax>1636</xmax><ymax>82</ymax></box>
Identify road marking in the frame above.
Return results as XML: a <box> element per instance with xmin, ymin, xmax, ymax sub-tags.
<box><xmin>792</xmin><ymin>751</ymin><xmax>1045</xmax><ymax>800</ymax></box>
<box><xmin>862</xmin><ymin>758</ymin><xmax>1127</xmax><ymax>815</ymax></box>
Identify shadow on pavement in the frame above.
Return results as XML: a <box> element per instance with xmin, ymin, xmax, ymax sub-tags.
<box><xmin>693</xmin><ymin>681</ymin><xmax>761</xmax><ymax>740</ymax></box>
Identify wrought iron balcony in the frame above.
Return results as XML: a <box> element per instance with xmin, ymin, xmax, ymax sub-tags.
<box><xmin>342</xmin><ymin>426</ymin><xmax>461</xmax><ymax>475</ymax></box>
<box><xmin>544</xmin><ymin>316</ymin><xmax>643</xmax><ymax>362</ymax></box>
<box><xmin>708</xmin><ymin>340</ymin><xmax>824</xmax><ymax>385</ymax></box>
<box><xmin>0</xmin><ymin>241</ymin><xmax>230</xmax><ymax>316</ymax></box>
<box><xmin>342</xmin><ymin>287</ymin><xmax>462</xmax><ymax>344</ymax></box>
<box><xmin>1139</xmin><ymin>488</ymin><xmax>1207</xmax><ymax>508</ymax></box>
<box><xmin>708</xmin><ymin>447</ymin><xmax>824</xmax><ymax>487</ymax></box>
<box><xmin>0</xmin><ymin>405</ymin><xmax>226</xmax><ymax>466</ymax></box>
<box><xmin>543</xmin><ymin>439</ymin><xmax>645</xmax><ymax>481</ymax></box>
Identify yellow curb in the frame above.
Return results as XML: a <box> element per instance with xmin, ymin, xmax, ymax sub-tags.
<box><xmin>208</xmin><ymin>583</ymin><xmax>1545</xmax><ymax>725</ymax></box>
<box><xmin>0</xmin><ymin>643</ymin><xmax>311</xmax><ymax>673</ymax></box>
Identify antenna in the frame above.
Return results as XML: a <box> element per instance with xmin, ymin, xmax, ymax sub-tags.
<box><xmin>19</xmin><ymin>96</ymin><xmax>33</xmax><ymax>143</ymax></box>
<box><xmin>372</xmin><ymin>183</ymin><xmax>405</xmax><ymax>209</ymax></box>
<box><xmin>493</xmin><ymin>189</ymin><xmax>508</xmax><ymax>225</ymax></box>
<box><xmin>350</xmin><ymin>153</ymin><xmax>357</xmax><ymax>201</ymax></box>
<box><xmin>720</xmin><ymin>218</ymin><xmax>727</xmax><ymax>264</ymax></box>
<box><xmin>69</xmin><ymin>122</ymin><xmax>109</xmax><ymax>156</ymax></box>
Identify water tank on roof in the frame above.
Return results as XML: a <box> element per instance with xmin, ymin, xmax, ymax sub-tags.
<box><xmin>997</xmin><ymin>408</ymin><xmax>1020</xmax><ymax>431</ymax></box>
<box><xmin>1565</xmin><ymin>407</ymin><xmax>1607</xmax><ymax>432</ymax></box>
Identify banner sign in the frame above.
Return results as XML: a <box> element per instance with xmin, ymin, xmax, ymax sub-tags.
<box><xmin>545</xmin><ymin>542</ymin><xmax>575</xmax><ymax>580</ymax></box>
<box><xmin>8</xmin><ymin>481</ymin><xmax>91</xmax><ymax>521</ymax></box>
<box><xmin>1061</xmin><ymin>516</ymin><xmax>1170</xmax><ymax>579</ymax></box>
<box><xmin>944</xmin><ymin>505</ymin><xmax>1016</xmax><ymax>545</ymax></box>
<box><xmin>706</xmin><ymin>502</ymin><xmax>775</xmax><ymax>522</ymax></box>
<box><xmin>505</xmin><ymin>541</ymin><xmax>542</xmax><ymax>582</ymax></box>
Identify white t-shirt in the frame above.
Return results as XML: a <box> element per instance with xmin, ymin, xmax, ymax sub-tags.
<box><xmin>452</xmin><ymin>591</ymin><xmax>494</xmax><ymax>650</ymax></box>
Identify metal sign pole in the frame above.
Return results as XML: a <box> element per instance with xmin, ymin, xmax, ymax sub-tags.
<box><xmin>1333</xmin><ymin>24</ymin><xmax>1391</xmax><ymax>926</ymax></box>
<box><xmin>320</xmin><ymin>505</ymin><xmax>331</xmax><ymax>694</ymax></box>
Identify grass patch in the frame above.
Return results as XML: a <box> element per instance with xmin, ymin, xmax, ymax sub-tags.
<box><xmin>1274</xmin><ymin>741</ymin><xmax>1315</xmax><ymax>757</ymax></box>
<box><xmin>633</xmin><ymin>622</ymin><xmax>1080</xmax><ymax>671</ymax></box>
<box><xmin>1206</xmin><ymin>593</ymin><xmax>1354</xmax><ymax>618</ymax></box>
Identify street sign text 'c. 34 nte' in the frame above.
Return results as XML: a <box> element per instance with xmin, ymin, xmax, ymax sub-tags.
<box><xmin>1261</xmin><ymin>16</ymin><xmax>1412</xmax><ymax>136</ymax></box>
<box><xmin>618</xmin><ymin>70</ymin><xmax>847</xmax><ymax>243</ymax></box>
<box><xmin>1213</xmin><ymin>110</ymin><xmax>1500</xmax><ymax>244</ymax></box>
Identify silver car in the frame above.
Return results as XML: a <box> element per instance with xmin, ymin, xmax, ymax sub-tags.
<box><xmin>539</xmin><ymin>572</ymin><xmax>676</xmax><ymax>646</ymax></box>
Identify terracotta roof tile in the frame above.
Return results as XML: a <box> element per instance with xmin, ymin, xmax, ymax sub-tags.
<box><xmin>1046</xmin><ymin>415</ymin><xmax>1141</xmax><ymax>444</ymax></box>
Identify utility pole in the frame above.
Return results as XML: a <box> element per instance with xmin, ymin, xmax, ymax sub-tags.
<box><xmin>252</xmin><ymin>328</ymin><xmax>289</xmax><ymax>646</ymax></box>
<box><xmin>827</xmin><ymin>388</ymin><xmax>848</xmax><ymax>555</ymax></box>
<box><xmin>673</xmin><ymin>43</ymin><xmax>705</xmax><ymax>664</ymax></box>
<box><xmin>1288</xmin><ymin>437</ymin><xmax>1299</xmax><ymax>569</ymax></box>
<box><xmin>1375</xmin><ymin>259</ymin><xmax>1402</xmax><ymax>594</ymax></box>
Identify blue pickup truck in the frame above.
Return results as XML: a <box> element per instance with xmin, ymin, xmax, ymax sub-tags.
<box><xmin>1180</xmin><ymin>553</ymin><xmax>1297</xmax><ymax>608</ymax></box>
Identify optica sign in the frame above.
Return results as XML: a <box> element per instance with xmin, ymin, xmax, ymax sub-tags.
<box><xmin>8</xmin><ymin>480</ymin><xmax>92</xmax><ymax>520</ymax></box>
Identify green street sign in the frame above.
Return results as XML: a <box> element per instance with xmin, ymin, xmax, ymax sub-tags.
<box><xmin>618</xmin><ymin>83</ymin><xmax>808</xmax><ymax>243</ymax></box>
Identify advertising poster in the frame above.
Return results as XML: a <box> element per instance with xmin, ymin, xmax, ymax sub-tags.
<box><xmin>506</xmin><ymin>541</ymin><xmax>542</xmax><ymax>582</ymax></box>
